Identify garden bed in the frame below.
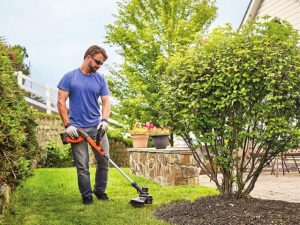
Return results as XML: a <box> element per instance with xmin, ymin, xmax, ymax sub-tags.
<box><xmin>155</xmin><ymin>195</ymin><xmax>300</xmax><ymax>225</ymax></box>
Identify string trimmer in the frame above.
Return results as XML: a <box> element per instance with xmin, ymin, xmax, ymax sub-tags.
<box><xmin>60</xmin><ymin>128</ymin><xmax>153</xmax><ymax>207</ymax></box>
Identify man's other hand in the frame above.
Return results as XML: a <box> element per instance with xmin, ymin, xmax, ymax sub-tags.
<box><xmin>97</xmin><ymin>119</ymin><xmax>109</xmax><ymax>131</ymax></box>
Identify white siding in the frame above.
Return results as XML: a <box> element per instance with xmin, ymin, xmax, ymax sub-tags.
<box><xmin>256</xmin><ymin>0</ymin><xmax>300</xmax><ymax>31</ymax></box>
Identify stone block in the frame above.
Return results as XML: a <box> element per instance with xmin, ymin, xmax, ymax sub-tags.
<box><xmin>139</xmin><ymin>152</ymin><xmax>146</xmax><ymax>162</ymax></box>
<box><xmin>170</xmin><ymin>164</ymin><xmax>182</xmax><ymax>181</ymax></box>
<box><xmin>181</xmin><ymin>166</ymin><xmax>200</xmax><ymax>178</ymax></box>
<box><xmin>156</xmin><ymin>176</ymin><xmax>167</xmax><ymax>185</ymax></box>
<box><xmin>174</xmin><ymin>177</ymin><xmax>187</xmax><ymax>185</ymax></box>
<box><xmin>148</xmin><ymin>156</ymin><xmax>155</xmax><ymax>169</ymax></box>
<box><xmin>186</xmin><ymin>176</ymin><xmax>200</xmax><ymax>185</ymax></box>
<box><xmin>170</xmin><ymin>154</ymin><xmax>179</xmax><ymax>164</ymax></box>
<box><xmin>179</xmin><ymin>154</ymin><xmax>190</xmax><ymax>165</ymax></box>
<box><xmin>149</xmin><ymin>167</ymin><xmax>155</xmax><ymax>178</ymax></box>
<box><xmin>155</xmin><ymin>162</ymin><xmax>162</xmax><ymax>177</ymax></box>
<box><xmin>157</xmin><ymin>154</ymin><xmax>168</xmax><ymax>165</ymax></box>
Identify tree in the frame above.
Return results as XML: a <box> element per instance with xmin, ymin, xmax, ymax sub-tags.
<box><xmin>105</xmin><ymin>0</ymin><xmax>217</xmax><ymax>127</ymax></box>
<box><xmin>0</xmin><ymin>37</ymin><xmax>30</xmax><ymax>75</ymax></box>
<box><xmin>159</xmin><ymin>18</ymin><xmax>300</xmax><ymax>198</ymax></box>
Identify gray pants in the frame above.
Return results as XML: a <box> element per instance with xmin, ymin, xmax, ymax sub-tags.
<box><xmin>71</xmin><ymin>126</ymin><xmax>109</xmax><ymax>198</ymax></box>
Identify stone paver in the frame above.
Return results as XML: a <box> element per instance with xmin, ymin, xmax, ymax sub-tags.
<box><xmin>199</xmin><ymin>172</ymin><xmax>300</xmax><ymax>203</ymax></box>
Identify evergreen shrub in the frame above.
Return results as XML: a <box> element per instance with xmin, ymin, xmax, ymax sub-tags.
<box><xmin>0</xmin><ymin>41</ymin><xmax>39</xmax><ymax>187</ymax></box>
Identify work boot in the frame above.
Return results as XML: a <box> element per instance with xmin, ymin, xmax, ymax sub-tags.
<box><xmin>82</xmin><ymin>196</ymin><xmax>93</xmax><ymax>205</ymax></box>
<box><xmin>94</xmin><ymin>190</ymin><xmax>109</xmax><ymax>201</ymax></box>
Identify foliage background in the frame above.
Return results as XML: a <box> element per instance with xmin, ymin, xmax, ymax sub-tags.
<box><xmin>105</xmin><ymin>0</ymin><xmax>217</xmax><ymax>128</ymax></box>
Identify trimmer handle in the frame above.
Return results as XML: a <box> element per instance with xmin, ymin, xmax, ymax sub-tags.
<box><xmin>96</xmin><ymin>127</ymin><xmax>106</xmax><ymax>146</ymax></box>
<box><xmin>60</xmin><ymin>132</ymin><xmax>84</xmax><ymax>144</ymax></box>
<box><xmin>60</xmin><ymin>129</ymin><xmax>107</xmax><ymax>157</ymax></box>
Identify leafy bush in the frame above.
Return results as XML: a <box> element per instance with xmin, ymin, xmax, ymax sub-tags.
<box><xmin>107</xmin><ymin>129</ymin><xmax>132</xmax><ymax>146</ymax></box>
<box><xmin>160</xmin><ymin>18</ymin><xmax>300</xmax><ymax>198</ymax></box>
<box><xmin>0</xmin><ymin>40</ymin><xmax>39</xmax><ymax>187</ymax></box>
<box><xmin>44</xmin><ymin>141</ymin><xmax>73</xmax><ymax>168</ymax></box>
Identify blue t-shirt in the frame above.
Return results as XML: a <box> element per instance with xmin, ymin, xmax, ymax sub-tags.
<box><xmin>57</xmin><ymin>68</ymin><xmax>110</xmax><ymax>128</ymax></box>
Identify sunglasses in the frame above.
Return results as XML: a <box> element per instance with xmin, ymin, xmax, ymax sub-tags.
<box><xmin>91</xmin><ymin>57</ymin><xmax>104</xmax><ymax>66</ymax></box>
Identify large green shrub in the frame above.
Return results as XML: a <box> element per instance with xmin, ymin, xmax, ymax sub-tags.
<box><xmin>160</xmin><ymin>18</ymin><xmax>300</xmax><ymax>198</ymax></box>
<box><xmin>0</xmin><ymin>41</ymin><xmax>38</xmax><ymax>187</ymax></box>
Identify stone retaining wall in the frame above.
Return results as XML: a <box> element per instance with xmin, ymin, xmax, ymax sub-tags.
<box><xmin>36</xmin><ymin>115</ymin><xmax>63</xmax><ymax>149</ymax></box>
<box><xmin>0</xmin><ymin>183</ymin><xmax>11</xmax><ymax>220</ymax></box>
<box><xmin>128</xmin><ymin>147</ymin><xmax>200</xmax><ymax>185</ymax></box>
<box><xmin>89</xmin><ymin>138</ymin><xmax>130</xmax><ymax>167</ymax></box>
<box><xmin>109</xmin><ymin>139</ymin><xmax>130</xmax><ymax>167</ymax></box>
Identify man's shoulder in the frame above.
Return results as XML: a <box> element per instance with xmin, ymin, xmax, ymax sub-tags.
<box><xmin>94</xmin><ymin>72</ymin><xmax>107</xmax><ymax>82</ymax></box>
<box><xmin>94</xmin><ymin>71</ymin><xmax>103</xmax><ymax>77</ymax></box>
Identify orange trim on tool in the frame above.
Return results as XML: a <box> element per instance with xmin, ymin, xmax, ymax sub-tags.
<box><xmin>61</xmin><ymin>130</ymin><xmax>107</xmax><ymax>157</ymax></box>
<box><xmin>85</xmin><ymin>137</ymin><xmax>106</xmax><ymax>157</ymax></box>
<box><xmin>64</xmin><ymin>136</ymin><xmax>85</xmax><ymax>143</ymax></box>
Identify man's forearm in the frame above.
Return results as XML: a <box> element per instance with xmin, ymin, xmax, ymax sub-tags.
<box><xmin>57</xmin><ymin>89</ymin><xmax>70</xmax><ymax>127</ymax></box>
<box><xmin>57</xmin><ymin>101</ymin><xmax>69</xmax><ymax>126</ymax></box>
<box><xmin>102</xmin><ymin>101</ymin><xmax>110</xmax><ymax>120</ymax></box>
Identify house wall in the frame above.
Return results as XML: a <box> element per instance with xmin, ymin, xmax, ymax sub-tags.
<box><xmin>257</xmin><ymin>0</ymin><xmax>300</xmax><ymax>30</ymax></box>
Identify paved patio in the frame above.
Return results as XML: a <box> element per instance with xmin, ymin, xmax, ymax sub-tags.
<box><xmin>199</xmin><ymin>172</ymin><xmax>300</xmax><ymax>203</ymax></box>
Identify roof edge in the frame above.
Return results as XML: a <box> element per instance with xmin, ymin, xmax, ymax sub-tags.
<box><xmin>239</xmin><ymin>0</ymin><xmax>263</xmax><ymax>29</ymax></box>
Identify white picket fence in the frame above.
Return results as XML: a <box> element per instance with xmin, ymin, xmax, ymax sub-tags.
<box><xmin>16</xmin><ymin>71</ymin><xmax>58</xmax><ymax>114</ymax></box>
<box><xmin>16</xmin><ymin>71</ymin><xmax>121</xmax><ymax>126</ymax></box>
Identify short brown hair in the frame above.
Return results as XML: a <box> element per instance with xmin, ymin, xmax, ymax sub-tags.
<box><xmin>84</xmin><ymin>45</ymin><xmax>108</xmax><ymax>60</ymax></box>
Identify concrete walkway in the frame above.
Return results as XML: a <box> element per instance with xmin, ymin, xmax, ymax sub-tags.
<box><xmin>199</xmin><ymin>172</ymin><xmax>300</xmax><ymax>203</ymax></box>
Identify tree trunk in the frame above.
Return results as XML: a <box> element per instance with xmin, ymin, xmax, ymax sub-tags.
<box><xmin>221</xmin><ymin>171</ymin><xmax>233</xmax><ymax>196</ymax></box>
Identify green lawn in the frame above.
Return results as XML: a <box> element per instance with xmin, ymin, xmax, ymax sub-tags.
<box><xmin>2</xmin><ymin>168</ymin><xmax>218</xmax><ymax>225</ymax></box>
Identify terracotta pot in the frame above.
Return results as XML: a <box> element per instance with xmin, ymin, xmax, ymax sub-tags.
<box><xmin>151</xmin><ymin>135</ymin><xmax>169</xmax><ymax>149</ymax></box>
<box><xmin>131</xmin><ymin>134</ymin><xmax>149</xmax><ymax>148</ymax></box>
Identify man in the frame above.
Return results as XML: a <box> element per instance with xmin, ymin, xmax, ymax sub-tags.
<box><xmin>57</xmin><ymin>45</ymin><xmax>110</xmax><ymax>205</ymax></box>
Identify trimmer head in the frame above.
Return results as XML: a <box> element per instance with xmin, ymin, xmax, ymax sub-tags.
<box><xmin>130</xmin><ymin>197</ymin><xmax>146</xmax><ymax>208</ymax></box>
<box><xmin>130</xmin><ymin>187</ymin><xmax>153</xmax><ymax>207</ymax></box>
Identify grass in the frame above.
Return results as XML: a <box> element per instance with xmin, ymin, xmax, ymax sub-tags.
<box><xmin>2</xmin><ymin>167</ymin><xmax>218</xmax><ymax>225</ymax></box>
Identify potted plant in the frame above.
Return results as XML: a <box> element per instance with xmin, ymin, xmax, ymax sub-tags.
<box><xmin>130</xmin><ymin>123</ymin><xmax>150</xmax><ymax>148</ymax></box>
<box><xmin>149</xmin><ymin>126</ymin><xmax>170</xmax><ymax>149</ymax></box>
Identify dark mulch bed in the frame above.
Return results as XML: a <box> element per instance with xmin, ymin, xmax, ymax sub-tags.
<box><xmin>155</xmin><ymin>195</ymin><xmax>300</xmax><ymax>225</ymax></box>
